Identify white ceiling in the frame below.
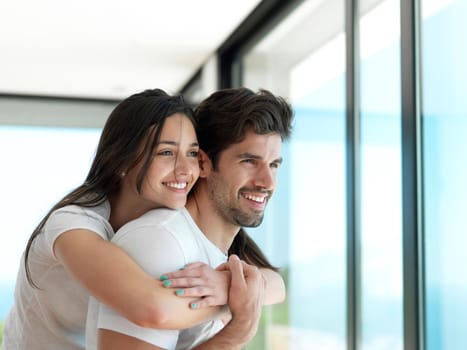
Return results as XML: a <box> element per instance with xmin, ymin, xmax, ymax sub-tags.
<box><xmin>0</xmin><ymin>0</ymin><xmax>261</xmax><ymax>100</ymax></box>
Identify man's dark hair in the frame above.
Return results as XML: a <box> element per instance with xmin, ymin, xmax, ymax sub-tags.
<box><xmin>195</xmin><ymin>87</ymin><xmax>293</xmax><ymax>169</ymax></box>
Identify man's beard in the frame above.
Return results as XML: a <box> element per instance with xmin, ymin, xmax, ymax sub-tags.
<box><xmin>228</xmin><ymin>207</ymin><xmax>265</xmax><ymax>227</ymax></box>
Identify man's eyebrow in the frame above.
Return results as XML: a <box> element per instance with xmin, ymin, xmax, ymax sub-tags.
<box><xmin>274</xmin><ymin>157</ymin><xmax>283</xmax><ymax>164</ymax></box>
<box><xmin>237</xmin><ymin>152</ymin><xmax>283</xmax><ymax>164</ymax></box>
<box><xmin>158</xmin><ymin>140</ymin><xmax>199</xmax><ymax>147</ymax></box>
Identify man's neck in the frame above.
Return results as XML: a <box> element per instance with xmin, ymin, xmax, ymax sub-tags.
<box><xmin>185</xmin><ymin>186</ymin><xmax>239</xmax><ymax>254</ymax></box>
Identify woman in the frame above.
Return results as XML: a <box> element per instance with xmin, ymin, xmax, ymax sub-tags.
<box><xmin>2</xmin><ymin>89</ymin><xmax>285</xmax><ymax>350</ymax></box>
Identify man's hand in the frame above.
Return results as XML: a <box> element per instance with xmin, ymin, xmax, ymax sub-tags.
<box><xmin>193</xmin><ymin>255</ymin><xmax>265</xmax><ymax>349</ymax></box>
<box><xmin>226</xmin><ymin>254</ymin><xmax>264</xmax><ymax>335</ymax></box>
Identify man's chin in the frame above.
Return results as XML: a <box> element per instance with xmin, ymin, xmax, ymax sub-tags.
<box><xmin>236</xmin><ymin>214</ymin><xmax>264</xmax><ymax>228</ymax></box>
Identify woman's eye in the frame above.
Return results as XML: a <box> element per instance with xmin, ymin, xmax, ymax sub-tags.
<box><xmin>188</xmin><ymin>150</ymin><xmax>199</xmax><ymax>157</ymax></box>
<box><xmin>158</xmin><ymin>150</ymin><xmax>173</xmax><ymax>156</ymax></box>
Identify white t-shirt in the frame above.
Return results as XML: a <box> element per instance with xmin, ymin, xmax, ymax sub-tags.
<box><xmin>88</xmin><ymin>207</ymin><xmax>226</xmax><ymax>350</ymax></box>
<box><xmin>2</xmin><ymin>201</ymin><xmax>114</xmax><ymax>350</ymax></box>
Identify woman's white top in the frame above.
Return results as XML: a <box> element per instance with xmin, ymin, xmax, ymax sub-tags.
<box><xmin>2</xmin><ymin>201</ymin><xmax>113</xmax><ymax>350</ymax></box>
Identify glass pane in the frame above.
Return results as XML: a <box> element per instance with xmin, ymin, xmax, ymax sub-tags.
<box><xmin>359</xmin><ymin>0</ymin><xmax>403</xmax><ymax>349</ymax></box>
<box><xmin>421</xmin><ymin>0</ymin><xmax>467</xmax><ymax>349</ymax></box>
<box><xmin>242</xmin><ymin>0</ymin><xmax>347</xmax><ymax>348</ymax></box>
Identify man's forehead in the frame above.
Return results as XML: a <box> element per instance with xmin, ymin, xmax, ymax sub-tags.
<box><xmin>227</xmin><ymin>132</ymin><xmax>282</xmax><ymax>159</ymax></box>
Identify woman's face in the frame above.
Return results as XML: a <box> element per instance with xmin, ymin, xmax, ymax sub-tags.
<box><xmin>123</xmin><ymin>112</ymin><xmax>200</xmax><ymax>210</ymax></box>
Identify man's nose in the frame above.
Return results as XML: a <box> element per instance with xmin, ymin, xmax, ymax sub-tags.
<box><xmin>253</xmin><ymin>165</ymin><xmax>275</xmax><ymax>189</ymax></box>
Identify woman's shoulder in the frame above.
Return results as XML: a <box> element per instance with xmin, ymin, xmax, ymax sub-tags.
<box><xmin>44</xmin><ymin>200</ymin><xmax>112</xmax><ymax>238</ymax></box>
<box><xmin>42</xmin><ymin>200</ymin><xmax>114</xmax><ymax>250</ymax></box>
<box><xmin>51</xmin><ymin>200</ymin><xmax>110</xmax><ymax>221</ymax></box>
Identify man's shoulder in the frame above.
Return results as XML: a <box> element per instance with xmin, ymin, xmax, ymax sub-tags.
<box><xmin>139</xmin><ymin>207</ymin><xmax>181</xmax><ymax>223</ymax></box>
<box><xmin>112</xmin><ymin>207</ymin><xmax>202</xmax><ymax>262</ymax></box>
<box><xmin>115</xmin><ymin>208</ymin><xmax>198</xmax><ymax>241</ymax></box>
<box><xmin>119</xmin><ymin>208</ymin><xmax>182</xmax><ymax>232</ymax></box>
<box><xmin>111</xmin><ymin>208</ymin><xmax>191</xmax><ymax>251</ymax></box>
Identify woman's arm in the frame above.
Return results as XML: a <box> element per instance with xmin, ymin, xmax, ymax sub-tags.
<box><xmin>161</xmin><ymin>263</ymin><xmax>286</xmax><ymax>307</ymax></box>
<box><xmin>98</xmin><ymin>255</ymin><xmax>264</xmax><ymax>350</ymax></box>
<box><xmin>54</xmin><ymin>229</ymin><xmax>221</xmax><ymax>329</ymax></box>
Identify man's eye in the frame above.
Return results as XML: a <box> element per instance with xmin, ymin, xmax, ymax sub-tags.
<box><xmin>188</xmin><ymin>150</ymin><xmax>199</xmax><ymax>157</ymax></box>
<box><xmin>270</xmin><ymin>162</ymin><xmax>280</xmax><ymax>169</ymax></box>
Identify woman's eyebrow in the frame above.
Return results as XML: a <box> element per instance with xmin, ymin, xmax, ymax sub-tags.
<box><xmin>158</xmin><ymin>140</ymin><xmax>199</xmax><ymax>147</ymax></box>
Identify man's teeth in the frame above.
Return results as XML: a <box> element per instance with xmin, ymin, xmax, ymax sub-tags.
<box><xmin>243</xmin><ymin>194</ymin><xmax>265</xmax><ymax>203</ymax></box>
<box><xmin>166</xmin><ymin>182</ymin><xmax>187</xmax><ymax>189</ymax></box>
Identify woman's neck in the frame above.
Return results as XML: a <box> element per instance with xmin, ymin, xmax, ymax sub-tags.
<box><xmin>108</xmin><ymin>192</ymin><xmax>156</xmax><ymax>232</ymax></box>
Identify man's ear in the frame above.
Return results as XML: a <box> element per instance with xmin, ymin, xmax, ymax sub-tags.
<box><xmin>198</xmin><ymin>149</ymin><xmax>212</xmax><ymax>178</ymax></box>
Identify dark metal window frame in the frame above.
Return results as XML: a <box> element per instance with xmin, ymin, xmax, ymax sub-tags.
<box><xmin>0</xmin><ymin>92</ymin><xmax>120</xmax><ymax>104</ymax></box>
<box><xmin>346</xmin><ymin>1</ymin><xmax>361</xmax><ymax>349</ymax></box>
<box><xmin>217</xmin><ymin>0</ymin><xmax>304</xmax><ymax>89</ymax></box>
<box><xmin>401</xmin><ymin>0</ymin><xmax>425</xmax><ymax>349</ymax></box>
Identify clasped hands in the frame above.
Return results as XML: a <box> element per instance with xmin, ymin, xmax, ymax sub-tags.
<box><xmin>159</xmin><ymin>255</ymin><xmax>265</xmax><ymax>318</ymax></box>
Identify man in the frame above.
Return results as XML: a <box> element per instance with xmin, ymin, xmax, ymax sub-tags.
<box><xmin>94</xmin><ymin>87</ymin><xmax>294</xmax><ymax>349</ymax></box>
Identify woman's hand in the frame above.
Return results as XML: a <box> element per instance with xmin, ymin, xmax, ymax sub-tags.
<box><xmin>160</xmin><ymin>262</ymin><xmax>231</xmax><ymax>308</ymax></box>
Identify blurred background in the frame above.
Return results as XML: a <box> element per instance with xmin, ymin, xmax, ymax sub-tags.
<box><xmin>1</xmin><ymin>0</ymin><xmax>466</xmax><ymax>349</ymax></box>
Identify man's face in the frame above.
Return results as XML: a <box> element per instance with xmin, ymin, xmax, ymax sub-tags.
<box><xmin>206</xmin><ymin>129</ymin><xmax>282</xmax><ymax>227</ymax></box>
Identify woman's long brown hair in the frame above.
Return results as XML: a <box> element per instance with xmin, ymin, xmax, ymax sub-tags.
<box><xmin>24</xmin><ymin>88</ymin><xmax>195</xmax><ymax>287</ymax></box>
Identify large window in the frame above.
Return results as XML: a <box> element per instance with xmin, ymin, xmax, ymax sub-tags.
<box><xmin>241</xmin><ymin>0</ymin><xmax>406</xmax><ymax>348</ymax></box>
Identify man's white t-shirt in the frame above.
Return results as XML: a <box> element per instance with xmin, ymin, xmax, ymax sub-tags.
<box><xmin>88</xmin><ymin>207</ymin><xmax>226</xmax><ymax>350</ymax></box>
<box><xmin>2</xmin><ymin>201</ymin><xmax>114</xmax><ymax>350</ymax></box>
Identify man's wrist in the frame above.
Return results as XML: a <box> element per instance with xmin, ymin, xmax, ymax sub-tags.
<box><xmin>216</xmin><ymin>317</ymin><xmax>253</xmax><ymax>349</ymax></box>
<box><xmin>192</xmin><ymin>318</ymin><xmax>250</xmax><ymax>350</ymax></box>
<box><xmin>227</xmin><ymin>311</ymin><xmax>260</xmax><ymax>344</ymax></box>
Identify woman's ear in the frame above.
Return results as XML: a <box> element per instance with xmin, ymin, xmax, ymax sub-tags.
<box><xmin>198</xmin><ymin>149</ymin><xmax>212</xmax><ymax>178</ymax></box>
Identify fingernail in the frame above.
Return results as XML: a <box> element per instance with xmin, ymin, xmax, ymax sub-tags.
<box><xmin>163</xmin><ymin>280</ymin><xmax>172</xmax><ymax>287</ymax></box>
<box><xmin>175</xmin><ymin>289</ymin><xmax>184</xmax><ymax>296</ymax></box>
<box><xmin>160</xmin><ymin>274</ymin><xmax>169</xmax><ymax>281</ymax></box>
<box><xmin>190</xmin><ymin>303</ymin><xmax>197</xmax><ymax>309</ymax></box>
